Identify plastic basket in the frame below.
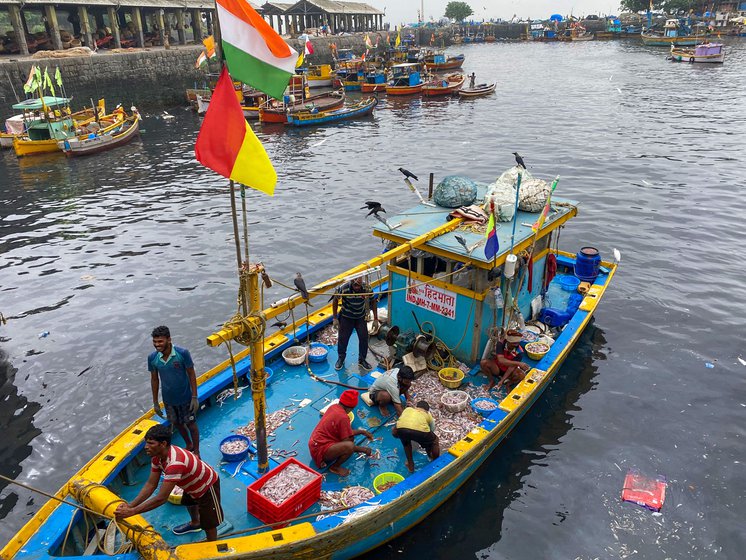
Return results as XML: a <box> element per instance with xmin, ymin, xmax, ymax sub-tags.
<box><xmin>282</xmin><ymin>346</ymin><xmax>307</xmax><ymax>366</ymax></box>
<box><xmin>307</xmin><ymin>342</ymin><xmax>329</xmax><ymax>363</ymax></box>
<box><xmin>558</xmin><ymin>275</ymin><xmax>581</xmax><ymax>292</ymax></box>
<box><xmin>247</xmin><ymin>458</ymin><xmax>322</xmax><ymax>524</ymax></box>
<box><xmin>440</xmin><ymin>390</ymin><xmax>469</xmax><ymax>413</ymax></box>
<box><xmin>219</xmin><ymin>434</ymin><xmax>251</xmax><ymax>463</ymax></box>
<box><xmin>471</xmin><ymin>397</ymin><xmax>500</xmax><ymax>416</ymax></box>
<box><xmin>524</xmin><ymin>341</ymin><xmax>550</xmax><ymax>361</ymax></box>
<box><xmin>265</xmin><ymin>366</ymin><xmax>274</xmax><ymax>385</ymax></box>
<box><xmin>373</xmin><ymin>472</ymin><xmax>404</xmax><ymax>494</ymax></box>
<box><xmin>438</xmin><ymin>367</ymin><xmax>464</xmax><ymax>389</ymax></box>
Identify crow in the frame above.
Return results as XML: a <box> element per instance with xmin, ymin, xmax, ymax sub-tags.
<box><xmin>294</xmin><ymin>272</ymin><xmax>311</xmax><ymax>302</ymax></box>
<box><xmin>361</xmin><ymin>201</ymin><xmax>386</xmax><ymax>216</ymax></box>
<box><xmin>270</xmin><ymin>321</ymin><xmax>288</xmax><ymax>329</ymax></box>
<box><xmin>398</xmin><ymin>167</ymin><xmax>418</xmax><ymax>181</ymax></box>
<box><xmin>513</xmin><ymin>152</ymin><xmax>526</xmax><ymax>169</ymax></box>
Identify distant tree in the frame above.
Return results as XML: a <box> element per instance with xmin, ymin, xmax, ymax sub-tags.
<box><xmin>661</xmin><ymin>0</ymin><xmax>696</xmax><ymax>14</ymax></box>
<box><xmin>619</xmin><ymin>0</ymin><xmax>655</xmax><ymax>12</ymax></box>
<box><xmin>444</xmin><ymin>1</ymin><xmax>474</xmax><ymax>22</ymax></box>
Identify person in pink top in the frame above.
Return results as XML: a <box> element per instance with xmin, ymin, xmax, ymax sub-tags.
<box><xmin>115</xmin><ymin>425</ymin><xmax>224</xmax><ymax>540</ymax></box>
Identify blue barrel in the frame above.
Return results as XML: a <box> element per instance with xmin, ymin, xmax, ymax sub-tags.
<box><xmin>574</xmin><ymin>247</ymin><xmax>601</xmax><ymax>282</ymax></box>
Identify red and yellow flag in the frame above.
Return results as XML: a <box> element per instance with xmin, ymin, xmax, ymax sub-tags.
<box><xmin>195</xmin><ymin>67</ymin><xmax>276</xmax><ymax>195</ymax></box>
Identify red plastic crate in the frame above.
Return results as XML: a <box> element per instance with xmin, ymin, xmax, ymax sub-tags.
<box><xmin>247</xmin><ymin>458</ymin><xmax>322</xmax><ymax>524</ymax></box>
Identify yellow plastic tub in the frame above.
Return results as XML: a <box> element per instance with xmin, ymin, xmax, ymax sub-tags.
<box><xmin>438</xmin><ymin>367</ymin><xmax>464</xmax><ymax>389</ymax></box>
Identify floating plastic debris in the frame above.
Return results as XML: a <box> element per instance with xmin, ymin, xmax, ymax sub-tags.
<box><xmin>621</xmin><ymin>469</ymin><xmax>666</xmax><ymax>512</ymax></box>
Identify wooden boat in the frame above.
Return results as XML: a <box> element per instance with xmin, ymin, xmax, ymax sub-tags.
<box><xmin>422</xmin><ymin>73</ymin><xmax>465</xmax><ymax>96</ymax></box>
<box><xmin>259</xmin><ymin>76</ymin><xmax>345</xmax><ymax>123</ymax></box>
<box><xmin>641</xmin><ymin>19</ymin><xmax>698</xmax><ymax>46</ymax></box>
<box><xmin>458</xmin><ymin>82</ymin><xmax>497</xmax><ymax>98</ymax></box>
<box><xmin>286</xmin><ymin>96</ymin><xmax>377</xmax><ymax>126</ymax></box>
<box><xmin>4</xmin><ymin>99</ymin><xmax>98</xmax><ymax>152</ymax></box>
<box><xmin>303</xmin><ymin>64</ymin><xmax>334</xmax><ymax>88</ymax></box>
<box><xmin>360</xmin><ymin>68</ymin><xmax>388</xmax><ymax>93</ymax></box>
<box><xmin>333</xmin><ymin>49</ymin><xmax>364</xmax><ymax>91</ymax></box>
<box><xmin>572</xmin><ymin>30</ymin><xmax>594</xmax><ymax>41</ymax></box>
<box><xmin>58</xmin><ymin>110</ymin><xmax>140</xmax><ymax>157</ymax></box>
<box><xmin>595</xmin><ymin>17</ymin><xmax>622</xmax><ymax>39</ymax></box>
<box><xmin>423</xmin><ymin>53</ymin><xmax>465</xmax><ymax>72</ymax></box>
<box><xmin>386</xmin><ymin>63</ymin><xmax>424</xmax><ymax>96</ymax></box>
<box><xmin>1</xmin><ymin>172</ymin><xmax>617</xmax><ymax>560</ymax></box>
<box><xmin>669</xmin><ymin>42</ymin><xmax>725</xmax><ymax>63</ymax></box>
<box><xmin>11</xmin><ymin>97</ymin><xmax>78</xmax><ymax>157</ymax></box>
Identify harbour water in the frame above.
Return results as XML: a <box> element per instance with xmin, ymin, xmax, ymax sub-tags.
<box><xmin>1</xmin><ymin>40</ymin><xmax>745</xmax><ymax>558</ymax></box>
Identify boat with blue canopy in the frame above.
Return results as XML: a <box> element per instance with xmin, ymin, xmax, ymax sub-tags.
<box><xmin>2</xmin><ymin>169</ymin><xmax>617</xmax><ymax>560</ymax></box>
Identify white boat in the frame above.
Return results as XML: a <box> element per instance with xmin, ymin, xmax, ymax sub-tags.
<box><xmin>669</xmin><ymin>42</ymin><xmax>725</xmax><ymax>63</ymax></box>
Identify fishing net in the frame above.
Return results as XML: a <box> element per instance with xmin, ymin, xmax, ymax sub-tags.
<box><xmin>485</xmin><ymin>167</ymin><xmax>551</xmax><ymax>215</ymax></box>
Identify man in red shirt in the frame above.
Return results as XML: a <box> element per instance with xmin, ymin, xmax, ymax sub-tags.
<box><xmin>115</xmin><ymin>425</ymin><xmax>224</xmax><ymax>541</ymax></box>
<box><xmin>308</xmin><ymin>390</ymin><xmax>373</xmax><ymax>476</ymax></box>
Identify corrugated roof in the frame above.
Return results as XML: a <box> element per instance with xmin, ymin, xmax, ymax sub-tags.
<box><xmin>284</xmin><ymin>0</ymin><xmax>383</xmax><ymax>16</ymax></box>
<box><xmin>261</xmin><ymin>1</ymin><xmax>294</xmax><ymax>14</ymax></box>
<box><xmin>16</xmin><ymin>0</ymin><xmax>221</xmax><ymax>8</ymax></box>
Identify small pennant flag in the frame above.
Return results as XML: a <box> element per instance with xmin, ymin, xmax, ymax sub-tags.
<box><xmin>305</xmin><ymin>38</ymin><xmax>314</xmax><ymax>55</ymax></box>
<box><xmin>195</xmin><ymin>67</ymin><xmax>277</xmax><ymax>196</ymax></box>
<box><xmin>195</xmin><ymin>51</ymin><xmax>208</xmax><ymax>68</ymax></box>
<box><xmin>43</xmin><ymin>67</ymin><xmax>55</xmax><ymax>96</ymax></box>
<box><xmin>54</xmin><ymin>67</ymin><xmax>63</xmax><ymax>87</ymax></box>
<box><xmin>203</xmin><ymin>35</ymin><xmax>216</xmax><ymax>58</ymax></box>
<box><xmin>365</xmin><ymin>34</ymin><xmax>373</xmax><ymax>49</ymax></box>
<box><xmin>296</xmin><ymin>50</ymin><xmax>304</xmax><ymax>68</ymax></box>
<box><xmin>532</xmin><ymin>176</ymin><xmax>560</xmax><ymax>232</ymax></box>
<box><xmin>395</xmin><ymin>30</ymin><xmax>401</xmax><ymax>47</ymax></box>
<box><xmin>484</xmin><ymin>204</ymin><xmax>499</xmax><ymax>260</ymax></box>
<box><xmin>23</xmin><ymin>65</ymin><xmax>38</xmax><ymax>94</ymax></box>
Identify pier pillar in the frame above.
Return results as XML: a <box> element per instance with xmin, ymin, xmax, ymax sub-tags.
<box><xmin>78</xmin><ymin>6</ymin><xmax>94</xmax><ymax>50</ymax></box>
<box><xmin>157</xmin><ymin>9</ymin><xmax>167</xmax><ymax>47</ymax></box>
<box><xmin>131</xmin><ymin>7</ymin><xmax>144</xmax><ymax>48</ymax></box>
<box><xmin>107</xmin><ymin>7</ymin><xmax>121</xmax><ymax>48</ymax></box>
<box><xmin>8</xmin><ymin>5</ymin><xmax>29</xmax><ymax>55</ymax></box>
<box><xmin>192</xmin><ymin>9</ymin><xmax>203</xmax><ymax>41</ymax></box>
<box><xmin>44</xmin><ymin>5</ymin><xmax>64</xmax><ymax>51</ymax></box>
<box><xmin>176</xmin><ymin>9</ymin><xmax>186</xmax><ymax>45</ymax></box>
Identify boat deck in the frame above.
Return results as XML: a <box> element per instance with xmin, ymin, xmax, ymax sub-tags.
<box><xmin>111</xmin><ymin>275</ymin><xmax>578</xmax><ymax>546</ymax></box>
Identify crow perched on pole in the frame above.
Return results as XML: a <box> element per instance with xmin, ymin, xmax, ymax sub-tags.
<box><xmin>398</xmin><ymin>167</ymin><xmax>418</xmax><ymax>181</ymax></box>
<box><xmin>513</xmin><ymin>152</ymin><xmax>526</xmax><ymax>169</ymax></box>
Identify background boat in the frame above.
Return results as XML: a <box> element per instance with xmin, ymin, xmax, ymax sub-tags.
<box><xmin>59</xmin><ymin>110</ymin><xmax>140</xmax><ymax>156</ymax></box>
<box><xmin>458</xmin><ymin>82</ymin><xmax>496</xmax><ymax>98</ymax></box>
<box><xmin>286</xmin><ymin>96</ymin><xmax>378</xmax><ymax>126</ymax></box>
<box><xmin>669</xmin><ymin>42</ymin><xmax>725</xmax><ymax>63</ymax></box>
<box><xmin>422</xmin><ymin>73</ymin><xmax>465</xmax><ymax>96</ymax></box>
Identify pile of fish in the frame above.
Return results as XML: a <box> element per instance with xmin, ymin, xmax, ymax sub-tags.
<box><xmin>376</xmin><ymin>481</ymin><xmax>399</xmax><ymax>492</ymax></box>
<box><xmin>316</xmin><ymin>324</ymin><xmax>338</xmax><ymax>346</ymax></box>
<box><xmin>319</xmin><ymin>490</ymin><xmax>345</xmax><ymax>509</ymax></box>
<box><xmin>258</xmin><ymin>463</ymin><xmax>317</xmax><ymax>506</ymax></box>
<box><xmin>342</xmin><ymin>486</ymin><xmax>375</xmax><ymax>507</ymax></box>
<box><xmin>220</xmin><ymin>438</ymin><xmax>249</xmax><ymax>454</ymax></box>
<box><xmin>472</xmin><ymin>398</ymin><xmax>498</xmax><ymax>411</ymax></box>
<box><xmin>236</xmin><ymin>408</ymin><xmax>295</xmax><ymax>438</ymax></box>
<box><xmin>409</xmin><ymin>371</ymin><xmax>481</xmax><ymax>450</ymax></box>
<box><xmin>308</xmin><ymin>346</ymin><xmax>327</xmax><ymax>357</ymax></box>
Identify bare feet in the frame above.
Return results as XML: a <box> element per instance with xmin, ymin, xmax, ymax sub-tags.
<box><xmin>406</xmin><ymin>461</ymin><xmax>415</xmax><ymax>473</ymax></box>
<box><xmin>378</xmin><ymin>405</ymin><xmax>389</xmax><ymax>416</ymax></box>
<box><xmin>358</xmin><ymin>446</ymin><xmax>372</xmax><ymax>456</ymax></box>
<box><xmin>329</xmin><ymin>465</ymin><xmax>350</xmax><ymax>476</ymax></box>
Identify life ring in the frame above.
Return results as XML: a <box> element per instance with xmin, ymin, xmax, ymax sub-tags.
<box><xmin>689</xmin><ymin>57</ymin><xmax>695</xmax><ymax>63</ymax></box>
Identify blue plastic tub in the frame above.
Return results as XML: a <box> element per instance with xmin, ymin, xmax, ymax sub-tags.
<box><xmin>308</xmin><ymin>342</ymin><xmax>329</xmax><ymax>363</ymax></box>
<box><xmin>265</xmin><ymin>366</ymin><xmax>274</xmax><ymax>385</ymax></box>
<box><xmin>558</xmin><ymin>275</ymin><xmax>581</xmax><ymax>292</ymax></box>
<box><xmin>471</xmin><ymin>398</ymin><xmax>500</xmax><ymax>416</ymax></box>
<box><xmin>219</xmin><ymin>434</ymin><xmax>251</xmax><ymax>463</ymax></box>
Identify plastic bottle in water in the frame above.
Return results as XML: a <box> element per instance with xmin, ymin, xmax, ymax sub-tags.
<box><xmin>38</xmin><ymin>331</ymin><xmax>50</xmax><ymax>338</ymax></box>
<box><xmin>494</xmin><ymin>288</ymin><xmax>503</xmax><ymax>309</ymax></box>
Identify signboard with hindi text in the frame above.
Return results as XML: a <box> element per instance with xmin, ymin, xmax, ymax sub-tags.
<box><xmin>406</xmin><ymin>283</ymin><xmax>456</xmax><ymax>319</ymax></box>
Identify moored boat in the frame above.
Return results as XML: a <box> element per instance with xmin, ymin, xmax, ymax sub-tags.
<box><xmin>0</xmin><ymin>167</ymin><xmax>617</xmax><ymax>560</ymax></box>
<box><xmin>286</xmin><ymin>96</ymin><xmax>377</xmax><ymax>126</ymax></box>
<box><xmin>259</xmin><ymin>75</ymin><xmax>345</xmax><ymax>123</ymax></box>
<box><xmin>458</xmin><ymin>82</ymin><xmax>497</xmax><ymax>98</ymax></box>
<box><xmin>423</xmin><ymin>52</ymin><xmax>465</xmax><ymax>72</ymax></box>
<box><xmin>641</xmin><ymin>19</ymin><xmax>698</xmax><ymax>46</ymax></box>
<box><xmin>669</xmin><ymin>42</ymin><xmax>725</xmax><ymax>63</ymax></box>
<box><xmin>302</xmin><ymin>64</ymin><xmax>334</xmax><ymax>88</ymax></box>
<box><xmin>422</xmin><ymin>73</ymin><xmax>465</xmax><ymax>96</ymax></box>
<box><xmin>360</xmin><ymin>67</ymin><xmax>388</xmax><ymax>93</ymax></box>
<box><xmin>11</xmin><ymin>96</ymin><xmax>78</xmax><ymax>157</ymax></box>
<box><xmin>58</xmin><ymin>109</ymin><xmax>141</xmax><ymax>156</ymax></box>
<box><xmin>386</xmin><ymin>63</ymin><xmax>425</xmax><ymax>96</ymax></box>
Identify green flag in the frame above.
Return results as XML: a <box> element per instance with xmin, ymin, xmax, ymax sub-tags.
<box><xmin>54</xmin><ymin>67</ymin><xmax>63</xmax><ymax>88</ymax></box>
<box><xmin>23</xmin><ymin>66</ymin><xmax>38</xmax><ymax>94</ymax></box>
<box><xmin>43</xmin><ymin>67</ymin><xmax>55</xmax><ymax>97</ymax></box>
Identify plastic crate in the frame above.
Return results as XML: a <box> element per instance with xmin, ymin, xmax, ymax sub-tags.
<box><xmin>246</xmin><ymin>458</ymin><xmax>322</xmax><ymax>524</ymax></box>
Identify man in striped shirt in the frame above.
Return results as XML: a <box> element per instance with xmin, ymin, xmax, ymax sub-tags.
<box><xmin>115</xmin><ymin>425</ymin><xmax>224</xmax><ymax>540</ymax></box>
<box><xmin>332</xmin><ymin>276</ymin><xmax>379</xmax><ymax>371</ymax></box>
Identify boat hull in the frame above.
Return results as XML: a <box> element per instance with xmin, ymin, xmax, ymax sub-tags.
<box><xmin>307</xmin><ymin>78</ymin><xmax>333</xmax><ymax>88</ymax></box>
<box><xmin>286</xmin><ymin>97</ymin><xmax>377</xmax><ymax>126</ymax></box>
<box><xmin>670</xmin><ymin>48</ymin><xmax>725</xmax><ymax>63</ymax></box>
<box><xmin>259</xmin><ymin>94</ymin><xmax>345</xmax><ymax>123</ymax></box>
<box><xmin>458</xmin><ymin>83</ymin><xmax>496</xmax><ymax>98</ymax></box>
<box><xmin>0</xmin><ymin>133</ymin><xmax>14</xmax><ymax>148</ymax></box>
<box><xmin>13</xmin><ymin>136</ymin><xmax>62</xmax><ymax>156</ymax></box>
<box><xmin>641</xmin><ymin>34</ymin><xmax>698</xmax><ymax>46</ymax></box>
<box><xmin>59</xmin><ymin>117</ymin><xmax>140</xmax><ymax>157</ymax></box>
<box><xmin>385</xmin><ymin>84</ymin><xmax>423</xmax><ymax>96</ymax></box>
<box><xmin>361</xmin><ymin>82</ymin><xmax>386</xmax><ymax>93</ymax></box>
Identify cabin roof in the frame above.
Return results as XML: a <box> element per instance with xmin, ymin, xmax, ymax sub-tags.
<box><xmin>372</xmin><ymin>182</ymin><xmax>578</xmax><ymax>268</ymax></box>
<box><xmin>12</xmin><ymin>96</ymin><xmax>70</xmax><ymax>110</ymax></box>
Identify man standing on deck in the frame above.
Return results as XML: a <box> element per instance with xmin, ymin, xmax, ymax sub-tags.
<box><xmin>308</xmin><ymin>390</ymin><xmax>374</xmax><ymax>476</ymax></box>
<box><xmin>115</xmin><ymin>425</ymin><xmax>224</xmax><ymax>540</ymax></box>
<box><xmin>149</xmin><ymin>326</ymin><xmax>201</xmax><ymax>455</ymax></box>
<box><xmin>332</xmin><ymin>276</ymin><xmax>379</xmax><ymax>371</ymax></box>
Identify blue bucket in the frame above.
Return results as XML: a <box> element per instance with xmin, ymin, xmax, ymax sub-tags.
<box><xmin>558</xmin><ymin>275</ymin><xmax>581</xmax><ymax>292</ymax></box>
<box><xmin>574</xmin><ymin>247</ymin><xmax>601</xmax><ymax>282</ymax></box>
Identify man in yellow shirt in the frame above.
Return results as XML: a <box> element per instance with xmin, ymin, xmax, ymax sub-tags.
<box><xmin>392</xmin><ymin>401</ymin><xmax>440</xmax><ymax>473</ymax></box>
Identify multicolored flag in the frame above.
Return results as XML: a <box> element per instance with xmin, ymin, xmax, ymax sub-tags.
<box><xmin>430</xmin><ymin>33</ymin><xmax>435</xmax><ymax>45</ymax></box>
<box><xmin>195</xmin><ymin>67</ymin><xmax>277</xmax><ymax>196</ymax></box>
<box><xmin>195</xmin><ymin>51</ymin><xmax>208</xmax><ymax>68</ymax></box>
<box><xmin>364</xmin><ymin>34</ymin><xmax>373</xmax><ymax>49</ymax></box>
<box><xmin>532</xmin><ymin>176</ymin><xmax>560</xmax><ymax>232</ymax></box>
<box><xmin>203</xmin><ymin>35</ymin><xmax>217</xmax><ymax>58</ymax></box>
<box><xmin>304</xmin><ymin>38</ymin><xmax>314</xmax><ymax>55</ymax></box>
<box><xmin>484</xmin><ymin>202</ymin><xmax>499</xmax><ymax>260</ymax></box>
<box><xmin>23</xmin><ymin>66</ymin><xmax>38</xmax><ymax>94</ymax></box>
<box><xmin>395</xmin><ymin>30</ymin><xmax>401</xmax><ymax>47</ymax></box>
<box><xmin>216</xmin><ymin>0</ymin><xmax>299</xmax><ymax>99</ymax></box>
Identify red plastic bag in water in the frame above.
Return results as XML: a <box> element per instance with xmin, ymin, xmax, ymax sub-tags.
<box><xmin>621</xmin><ymin>469</ymin><xmax>667</xmax><ymax>512</ymax></box>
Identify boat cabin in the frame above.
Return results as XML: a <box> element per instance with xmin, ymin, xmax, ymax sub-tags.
<box><xmin>389</xmin><ymin>63</ymin><xmax>422</xmax><ymax>87</ymax></box>
<box><xmin>12</xmin><ymin>97</ymin><xmax>75</xmax><ymax>141</ymax></box>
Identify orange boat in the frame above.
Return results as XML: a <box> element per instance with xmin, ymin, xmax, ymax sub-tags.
<box><xmin>422</xmin><ymin>73</ymin><xmax>465</xmax><ymax>96</ymax></box>
<box><xmin>423</xmin><ymin>52</ymin><xmax>465</xmax><ymax>72</ymax></box>
<box><xmin>258</xmin><ymin>75</ymin><xmax>345</xmax><ymax>123</ymax></box>
<box><xmin>385</xmin><ymin>63</ymin><xmax>424</xmax><ymax>96</ymax></box>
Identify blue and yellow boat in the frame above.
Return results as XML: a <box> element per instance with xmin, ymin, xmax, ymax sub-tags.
<box><xmin>1</xmin><ymin>176</ymin><xmax>617</xmax><ymax>560</ymax></box>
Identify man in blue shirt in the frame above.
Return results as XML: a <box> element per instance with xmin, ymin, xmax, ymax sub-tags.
<box><xmin>148</xmin><ymin>326</ymin><xmax>200</xmax><ymax>455</ymax></box>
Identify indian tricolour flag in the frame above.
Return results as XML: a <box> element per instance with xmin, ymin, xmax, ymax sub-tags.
<box><xmin>217</xmin><ymin>0</ymin><xmax>298</xmax><ymax>99</ymax></box>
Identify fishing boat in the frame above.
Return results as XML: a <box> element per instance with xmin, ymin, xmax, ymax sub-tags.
<box><xmin>458</xmin><ymin>82</ymin><xmax>497</xmax><ymax>98</ymax></box>
<box><xmin>333</xmin><ymin>49</ymin><xmax>364</xmax><ymax>91</ymax></box>
<box><xmin>595</xmin><ymin>17</ymin><xmax>622</xmax><ymax>39</ymax></box>
<box><xmin>304</xmin><ymin>64</ymin><xmax>334</xmax><ymax>88</ymax></box>
<box><xmin>3</xmin><ymin>99</ymin><xmax>100</xmax><ymax>151</ymax></box>
<box><xmin>0</xmin><ymin>169</ymin><xmax>618</xmax><ymax>560</ymax></box>
<box><xmin>286</xmin><ymin>96</ymin><xmax>377</xmax><ymax>127</ymax></box>
<box><xmin>641</xmin><ymin>19</ymin><xmax>698</xmax><ymax>46</ymax></box>
<box><xmin>386</xmin><ymin>63</ymin><xmax>425</xmax><ymax>96</ymax></box>
<box><xmin>11</xmin><ymin>96</ymin><xmax>79</xmax><ymax>157</ymax></box>
<box><xmin>423</xmin><ymin>52</ymin><xmax>465</xmax><ymax>72</ymax></box>
<box><xmin>58</xmin><ymin>109</ymin><xmax>141</xmax><ymax>157</ymax></box>
<box><xmin>360</xmin><ymin>67</ymin><xmax>388</xmax><ymax>93</ymax></box>
<box><xmin>259</xmin><ymin>76</ymin><xmax>345</xmax><ymax>124</ymax></box>
<box><xmin>669</xmin><ymin>42</ymin><xmax>725</xmax><ymax>63</ymax></box>
<box><xmin>422</xmin><ymin>73</ymin><xmax>465</xmax><ymax>97</ymax></box>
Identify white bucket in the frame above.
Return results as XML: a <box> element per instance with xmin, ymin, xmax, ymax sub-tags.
<box><xmin>504</xmin><ymin>254</ymin><xmax>518</xmax><ymax>278</ymax></box>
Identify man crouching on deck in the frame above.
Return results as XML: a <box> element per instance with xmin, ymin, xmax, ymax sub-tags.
<box><xmin>115</xmin><ymin>425</ymin><xmax>224</xmax><ymax>541</ymax></box>
<box><xmin>308</xmin><ymin>390</ymin><xmax>374</xmax><ymax>476</ymax></box>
